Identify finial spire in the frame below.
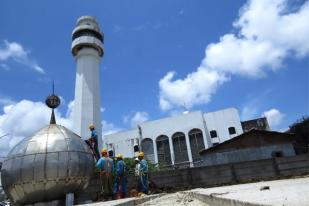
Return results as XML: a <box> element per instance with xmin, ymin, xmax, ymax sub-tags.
<box><xmin>45</xmin><ymin>81</ymin><xmax>61</xmax><ymax>124</ymax></box>
<box><xmin>52</xmin><ymin>80</ymin><xmax>55</xmax><ymax>95</ymax></box>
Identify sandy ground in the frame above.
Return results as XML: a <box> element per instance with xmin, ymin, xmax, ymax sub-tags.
<box><xmin>137</xmin><ymin>192</ymin><xmax>207</xmax><ymax>206</ymax></box>
<box><xmin>192</xmin><ymin>176</ymin><xmax>309</xmax><ymax>206</ymax></box>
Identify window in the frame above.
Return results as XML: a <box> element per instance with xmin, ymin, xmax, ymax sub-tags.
<box><xmin>228</xmin><ymin>127</ymin><xmax>236</xmax><ymax>135</ymax></box>
<box><xmin>133</xmin><ymin>145</ymin><xmax>139</xmax><ymax>152</ymax></box>
<box><xmin>108</xmin><ymin>150</ymin><xmax>114</xmax><ymax>158</ymax></box>
<box><xmin>141</xmin><ymin>138</ymin><xmax>155</xmax><ymax>163</ymax></box>
<box><xmin>272</xmin><ymin>151</ymin><xmax>283</xmax><ymax>157</ymax></box>
<box><xmin>172</xmin><ymin>132</ymin><xmax>189</xmax><ymax>163</ymax></box>
<box><xmin>189</xmin><ymin>129</ymin><xmax>205</xmax><ymax>162</ymax></box>
<box><xmin>210</xmin><ymin>130</ymin><xmax>217</xmax><ymax>138</ymax></box>
<box><xmin>156</xmin><ymin>135</ymin><xmax>172</xmax><ymax>166</ymax></box>
<box><xmin>72</xmin><ymin>29</ymin><xmax>103</xmax><ymax>42</ymax></box>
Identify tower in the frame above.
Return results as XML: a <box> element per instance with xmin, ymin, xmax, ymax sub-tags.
<box><xmin>71</xmin><ymin>16</ymin><xmax>104</xmax><ymax>148</ymax></box>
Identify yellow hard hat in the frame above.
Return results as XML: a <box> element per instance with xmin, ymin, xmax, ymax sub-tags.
<box><xmin>89</xmin><ymin>124</ymin><xmax>95</xmax><ymax>129</ymax></box>
<box><xmin>101</xmin><ymin>148</ymin><xmax>107</xmax><ymax>154</ymax></box>
<box><xmin>116</xmin><ymin>154</ymin><xmax>123</xmax><ymax>159</ymax></box>
<box><xmin>138</xmin><ymin>152</ymin><xmax>144</xmax><ymax>157</ymax></box>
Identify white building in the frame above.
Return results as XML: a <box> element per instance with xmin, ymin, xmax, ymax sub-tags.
<box><xmin>104</xmin><ymin>107</ymin><xmax>244</xmax><ymax>167</ymax></box>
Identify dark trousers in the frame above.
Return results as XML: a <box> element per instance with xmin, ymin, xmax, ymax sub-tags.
<box><xmin>138</xmin><ymin>175</ymin><xmax>148</xmax><ymax>194</ymax></box>
<box><xmin>85</xmin><ymin>140</ymin><xmax>100</xmax><ymax>160</ymax></box>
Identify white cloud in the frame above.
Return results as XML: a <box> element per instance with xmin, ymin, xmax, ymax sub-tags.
<box><xmin>263</xmin><ymin>108</ymin><xmax>285</xmax><ymax>129</ymax></box>
<box><xmin>159</xmin><ymin>69</ymin><xmax>228</xmax><ymax>111</ymax></box>
<box><xmin>0</xmin><ymin>100</ymin><xmax>50</xmax><ymax>158</ymax></box>
<box><xmin>0</xmin><ymin>100</ymin><xmax>66</xmax><ymax>157</ymax></box>
<box><xmin>203</xmin><ymin>0</ymin><xmax>309</xmax><ymax>77</ymax></box>
<box><xmin>0</xmin><ymin>40</ymin><xmax>45</xmax><ymax>74</ymax></box>
<box><xmin>0</xmin><ymin>99</ymin><xmax>119</xmax><ymax>158</ymax></box>
<box><xmin>159</xmin><ymin>0</ymin><xmax>309</xmax><ymax>111</ymax></box>
<box><xmin>102</xmin><ymin>120</ymin><xmax>121</xmax><ymax>136</ymax></box>
<box><xmin>123</xmin><ymin>111</ymin><xmax>150</xmax><ymax>128</ymax></box>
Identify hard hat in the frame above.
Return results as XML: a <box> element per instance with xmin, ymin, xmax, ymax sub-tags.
<box><xmin>101</xmin><ymin>148</ymin><xmax>107</xmax><ymax>154</ymax></box>
<box><xmin>89</xmin><ymin>124</ymin><xmax>95</xmax><ymax>129</ymax></box>
<box><xmin>116</xmin><ymin>154</ymin><xmax>123</xmax><ymax>159</ymax></box>
<box><xmin>138</xmin><ymin>152</ymin><xmax>144</xmax><ymax>157</ymax></box>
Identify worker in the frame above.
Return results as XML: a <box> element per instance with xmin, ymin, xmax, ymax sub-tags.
<box><xmin>137</xmin><ymin>152</ymin><xmax>149</xmax><ymax>194</ymax></box>
<box><xmin>96</xmin><ymin>149</ymin><xmax>114</xmax><ymax>200</ymax></box>
<box><xmin>134</xmin><ymin>157</ymin><xmax>140</xmax><ymax>193</ymax></box>
<box><xmin>134</xmin><ymin>157</ymin><xmax>140</xmax><ymax>177</ymax></box>
<box><xmin>113</xmin><ymin>154</ymin><xmax>127</xmax><ymax>199</ymax></box>
<box><xmin>86</xmin><ymin>124</ymin><xmax>100</xmax><ymax>160</ymax></box>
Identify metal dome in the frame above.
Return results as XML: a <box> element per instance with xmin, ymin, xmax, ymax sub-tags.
<box><xmin>0</xmin><ymin>124</ymin><xmax>94</xmax><ymax>205</ymax></box>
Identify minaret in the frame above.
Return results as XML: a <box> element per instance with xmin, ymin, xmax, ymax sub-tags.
<box><xmin>71</xmin><ymin>16</ymin><xmax>104</xmax><ymax>148</ymax></box>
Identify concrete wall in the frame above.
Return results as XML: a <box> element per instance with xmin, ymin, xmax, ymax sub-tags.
<box><xmin>201</xmin><ymin>144</ymin><xmax>296</xmax><ymax>166</ymax></box>
<box><xmin>75</xmin><ymin>154</ymin><xmax>309</xmax><ymax>203</ymax></box>
<box><xmin>103</xmin><ymin>108</ymin><xmax>243</xmax><ymax>166</ymax></box>
<box><xmin>137</xmin><ymin>154</ymin><xmax>309</xmax><ymax>191</ymax></box>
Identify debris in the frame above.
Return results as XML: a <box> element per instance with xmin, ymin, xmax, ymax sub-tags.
<box><xmin>260</xmin><ymin>186</ymin><xmax>270</xmax><ymax>191</ymax></box>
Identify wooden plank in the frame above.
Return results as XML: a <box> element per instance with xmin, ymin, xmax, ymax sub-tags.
<box><xmin>276</xmin><ymin>154</ymin><xmax>309</xmax><ymax>163</ymax></box>
<box><xmin>278</xmin><ymin>161</ymin><xmax>309</xmax><ymax>170</ymax></box>
<box><xmin>235</xmin><ymin>165</ymin><xmax>275</xmax><ymax>176</ymax></box>
<box><xmin>233</xmin><ymin>159</ymin><xmax>273</xmax><ymax>169</ymax></box>
<box><xmin>280</xmin><ymin>167</ymin><xmax>309</xmax><ymax>176</ymax></box>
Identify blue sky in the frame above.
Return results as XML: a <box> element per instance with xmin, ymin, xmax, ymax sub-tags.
<box><xmin>0</xmin><ymin>0</ymin><xmax>308</xmax><ymax>155</ymax></box>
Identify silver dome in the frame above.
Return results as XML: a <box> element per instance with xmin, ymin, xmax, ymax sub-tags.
<box><xmin>1</xmin><ymin>124</ymin><xmax>94</xmax><ymax>205</ymax></box>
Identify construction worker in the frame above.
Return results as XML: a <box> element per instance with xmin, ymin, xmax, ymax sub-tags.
<box><xmin>134</xmin><ymin>157</ymin><xmax>140</xmax><ymax>177</ymax></box>
<box><xmin>86</xmin><ymin>124</ymin><xmax>100</xmax><ymax>160</ymax></box>
<box><xmin>113</xmin><ymin>154</ymin><xmax>127</xmax><ymax>199</ymax></box>
<box><xmin>96</xmin><ymin>149</ymin><xmax>114</xmax><ymax>200</ymax></box>
<box><xmin>138</xmin><ymin>152</ymin><xmax>149</xmax><ymax>194</ymax></box>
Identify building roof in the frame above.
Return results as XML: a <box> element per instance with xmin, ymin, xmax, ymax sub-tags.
<box><xmin>200</xmin><ymin>129</ymin><xmax>295</xmax><ymax>155</ymax></box>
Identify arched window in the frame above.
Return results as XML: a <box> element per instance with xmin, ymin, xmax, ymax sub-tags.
<box><xmin>141</xmin><ymin>138</ymin><xmax>154</xmax><ymax>163</ymax></box>
<box><xmin>228</xmin><ymin>127</ymin><xmax>236</xmax><ymax>135</ymax></box>
<box><xmin>189</xmin><ymin>129</ymin><xmax>205</xmax><ymax>162</ymax></box>
<box><xmin>210</xmin><ymin>130</ymin><xmax>217</xmax><ymax>138</ymax></box>
<box><xmin>172</xmin><ymin>132</ymin><xmax>189</xmax><ymax>164</ymax></box>
<box><xmin>156</xmin><ymin>135</ymin><xmax>171</xmax><ymax>166</ymax></box>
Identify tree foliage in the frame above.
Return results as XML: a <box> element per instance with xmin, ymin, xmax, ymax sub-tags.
<box><xmin>289</xmin><ymin>116</ymin><xmax>309</xmax><ymax>154</ymax></box>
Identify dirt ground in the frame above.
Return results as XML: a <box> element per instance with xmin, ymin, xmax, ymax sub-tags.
<box><xmin>137</xmin><ymin>192</ymin><xmax>207</xmax><ymax>206</ymax></box>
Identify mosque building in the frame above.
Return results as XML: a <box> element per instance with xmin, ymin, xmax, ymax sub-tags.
<box><xmin>103</xmin><ymin>108</ymin><xmax>270</xmax><ymax>167</ymax></box>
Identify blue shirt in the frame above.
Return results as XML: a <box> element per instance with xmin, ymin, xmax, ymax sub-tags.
<box><xmin>140</xmin><ymin>159</ymin><xmax>148</xmax><ymax>173</ymax></box>
<box><xmin>116</xmin><ymin>160</ymin><xmax>126</xmax><ymax>176</ymax></box>
<box><xmin>91</xmin><ymin>130</ymin><xmax>98</xmax><ymax>140</ymax></box>
<box><xmin>96</xmin><ymin>157</ymin><xmax>114</xmax><ymax>173</ymax></box>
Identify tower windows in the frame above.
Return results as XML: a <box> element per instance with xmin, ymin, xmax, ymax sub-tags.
<box><xmin>72</xmin><ymin>29</ymin><xmax>103</xmax><ymax>42</ymax></box>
